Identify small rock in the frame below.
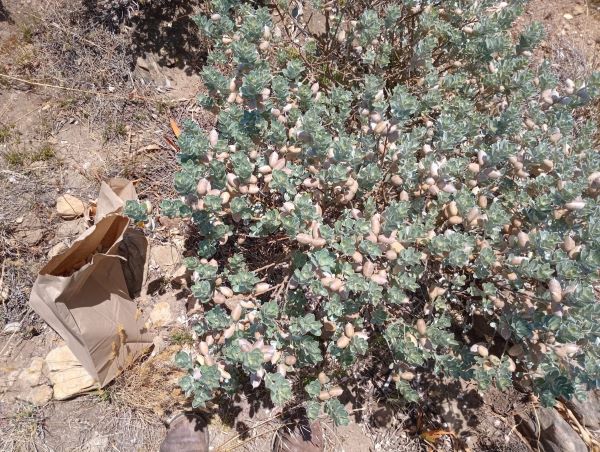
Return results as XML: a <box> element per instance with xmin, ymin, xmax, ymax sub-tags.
<box><xmin>20</xmin><ymin>384</ymin><xmax>53</xmax><ymax>406</ymax></box>
<box><xmin>150</xmin><ymin>244</ymin><xmax>182</xmax><ymax>277</ymax></box>
<box><xmin>17</xmin><ymin>384</ymin><xmax>53</xmax><ymax>406</ymax></box>
<box><xmin>517</xmin><ymin>407</ymin><xmax>587</xmax><ymax>452</ymax></box>
<box><xmin>150</xmin><ymin>335</ymin><xmax>167</xmax><ymax>357</ymax></box>
<box><xmin>0</xmin><ymin>368</ymin><xmax>20</xmax><ymax>390</ymax></box>
<box><xmin>149</xmin><ymin>301</ymin><xmax>173</xmax><ymax>327</ymax></box>
<box><xmin>15</xmin><ymin>216</ymin><xmax>23</xmax><ymax>224</ymax></box>
<box><xmin>563</xmin><ymin>13</ymin><xmax>574</xmax><ymax>20</ymax></box>
<box><xmin>82</xmin><ymin>432</ymin><xmax>109</xmax><ymax>452</ymax></box>
<box><xmin>573</xmin><ymin>5</ymin><xmax>585</xmax><ymax>16</ymax></box>
<box><xmin>3</xmin><ymin>322</ymin><xmax>21</xmax><ymax>334</ymax></box>
<box><xmin>19</xmin><ymin>357</ymin><xmax>45</xmax><ymax>386</ymax></box>
<box><xmin>48</xmin><ymin>242</ymin><xmax>68</xmax><ymax>259</ymax></box>
<box><xmin>12</xmin><ymin>213</ymin><xmax>44</xmax><ymax>246</ymax></box>
<box><xmin>45</xmin><ymin>346</ymin><xmax>99</xmax><ymax>400</ymax></box>
<box><xmin>565</xmin><ymin>390</ymin><xmax>600</xmax><ymax>430</ymax></box>
<box><xmin>56</xmin><ymin>194</ymin><xmax>86</xmax><ymax>219</ymax></box>
<box><xmin>55</xmin><ymin>218</ymin><xmax>87</xmax><ymax>240</ymax></box>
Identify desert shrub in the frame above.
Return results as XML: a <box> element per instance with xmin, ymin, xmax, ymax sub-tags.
<box><xmin>127</xmin><ymin>0</ymin><xmax>600</xmax><ymax>423</ymax></box>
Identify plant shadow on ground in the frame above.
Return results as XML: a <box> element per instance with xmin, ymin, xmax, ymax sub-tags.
<box><xmin>82</xmin><ymin>0</ymin><xmax>207</xmax><ymax>75</ymax></box>
<box><xmin>0</xmin><ymin>1</ymin><xmax>11</xmax><ymax>23</ymax></box>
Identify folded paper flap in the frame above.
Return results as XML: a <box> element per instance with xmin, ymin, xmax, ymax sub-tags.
<box><xmin>41</xmin><ymin>215</ymin><xmax>130</xmax><ymax>277</ymax></box>
<box><xmin>95</xmin><ymin>178</ymin><xmax>138</xmax><ymax>224</ymax></box>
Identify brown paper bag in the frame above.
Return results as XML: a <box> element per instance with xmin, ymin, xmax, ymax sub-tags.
<box><xmin>29</xmin><ymin>180</ymin><xmax>152</xmax><ymax>387</ymax></box>
<box><xmin>95</xmin><ymin>178</ymin><xmax>138</xmax><ymax>224</ymax></box>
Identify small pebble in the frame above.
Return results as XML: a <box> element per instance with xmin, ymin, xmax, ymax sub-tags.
<box><xmin>563</xmin><ymin>13</ymin><xmax>573</xmax><ymax>20</ymax></box>
<box><xmin>3</xmin><ymin>322</ymin><xmax>20</xmax><ymax>334</ymax></box>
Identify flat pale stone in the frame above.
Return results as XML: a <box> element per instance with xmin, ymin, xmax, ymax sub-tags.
<box><xmin>56</xmin><ymin>194</ymin><xmax>86</xmax><ymax>219</ymax></box>
<box><xmin>19</xmin><ymin>357</ymin><xmax>45</xmax><ymax>386</ymax></box>
<box><xmin>150</xmin><ymin>244</ymin><xmax>182</xmax><ymax>276</ymax></box>
<box><xmin>48</xmin><ymin>242</ymin><xmax>68</xmax><ymax>258</ymax></box>
<box><xmin>45</xmin><ymin>346</ymin><xmax>98</xmax><ymax>400</ymax></box>
<box><xmin>17</xmin><ymin>384</ymin><xmax>53</xmax><ymax>406</ymax></box>
<box><xmin>149</xmin><ymin>301</ymin><xmax>173</xmax><ymax>327</ymax></box>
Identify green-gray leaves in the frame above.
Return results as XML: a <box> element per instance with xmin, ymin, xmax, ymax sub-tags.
<box><xmin>290</xmin><ymin>314</ymin><xmax>322</xmax><ymax>337</ymax></box>
<box><xmin>324</xmin><ymin>399</ymin><xmax>349</xmax><ymax>426</ymax></box>
<box><xmin>170</xmin><ymin>0</ymin><xmax>600</xmax><ymax>420</ymax></box>
<box><xmin>265</xmin><ymin>373</ymin><xmax>292</xmax><ymax>406</ymax></box>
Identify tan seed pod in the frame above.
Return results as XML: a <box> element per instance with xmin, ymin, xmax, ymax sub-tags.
<box><xmin>416</xmin><ymin>319</ymin><xmax>427</xmax><ymax>336</ymax></box>
<box><xmin>218</xmin><ymin>286</ymin><xmax>234</xmax><ymax>298</ymax></box>
<box><xmin>321</xmin><ymin>277</ymin><xmax>334</xmax><ymax>288</ymax></box>
<box><xmin>318</xmin><ymin>391</ymin><xmax>331</xmax><ymax>401</ymax></box>
<box><xmin>258</xmin><ymin>165</ymin><xmax>272</xmax><ymax>174</ymax></box>
<box><xmin>196</xmin><ymin>178</ymin><xmax>210</xmax><ymax>196</ymax></box>
<box><xmin>517</xmin><ymin>231</ymin><xmax>529</xmax><ymax>248</ymax></box>
<box><xmin>390</xmin><ymin>241</ymin><xmax>404</xmax><ymax>253</ymax></box>
<box><xmin>222</xmin><ymin>324</ymin><xmax>235</xmax><ymax>339</ymax></box>
<box><xmin>277</xmin><ymin>364</ymin><xmax>287</xmax><ymax>376</ymax></box>
<box><xmin>385</xmin><ymin>250</ymin><xmax>398</xmax><ymax>261</ymax></box>
<box><xmin>296</xmin><ymin>233</ymin><xmax>314</xmax><ymax>245</ymax></box>
<box><xmin>271</xmin><ymin>351</ymin><xmax>282</xmax><ymax>365</ymax></box>
<box><xmin>562</xmin><ymin>236</ymin><xmax>575</xmax><ymax>252</ymax></box>
<box><xmin>330</xmin><ymin>278</ymin><xmax>343</xmax><ymax>292</ymax></box>
<box><xmin>400</xmin><ymin>371</ymin><xmax>415</xmax><ymax>381</ymax></box>
<box><xmin>542</xmin><ymin>159</ymin><xmax>554</xmax><ymax>172</ymax></box>
<box><xmin>468</xmin><ymin>163</ymin><xmax>480</xmax><ymax>173</ymax></box>
<box><xmin>254</xmin><ymin>283</ymin><xmax>270</xmax><ymax>295</ymax></box>
<box><xmin>428</xmin><ymin>286</ymin><xmax>446</xmax><ymax>300</ymax></box>
<box><xmin>391</xmin><ymin>175</ymin><xmax>403</xmax><ymax>186</ymax></box>
<box><xmin>448</xmin><ymin>201</ymin><xmax>458</xmax><ymax>217</ymax></box>
<box><xmin>285</xmin><ymin>355</ymin><xmax>297</xmax><ymax>366</ymax></box>
<box><xmin>337</xmin><ymin>335</ymin><xmax>351</xmax><ymax>349</ymax></box>
<box><xmin>466</xmin><ymin>207</ymin><xmax>480</xmax><ymax>223</ymax></box>
<box><xmin>370</xmin><ymin>214</ymin><xmax>381</xmax><ymax>235</ymax></box>
<box><xmin>199</xmin><ymin>341</ymin><xmax>209</xmax><ymax>356</ymax></box>
<box><xmin>565</xmin><ymin>200</ymin><xmax>586</xmax><ymax>210</ymax></box>
<box><xmin>328</xmin><ymin>387</ymin><xmax>344</xmax><ymax>397</ymax></box>
<box><xmin>352</xmin><ymin>251</ymin><xmax>364</xmax><ymax>264</ymax></box>
<box><xmin>318</xmin><ymin>372</ymin><xmax>330</xmax><ymax>385</ymax></box>
<box><xmin>240</xmin><ymin>300</ymin><xmax>256</xmax><ymax>309</ymax></box>
<box><xmin>493</xmin><ymin>298</ymin><xmax>505</xmax><ymax>309</ymax></box>
<box><xmin>448</xmin><ymin>216</ymin><xmax>463</xmax><ymax>225</ymax></box>
<box><xmin>344</xmin><ymin>323</ymin><xmax>355</xmax><ymax>338</ymax></box>
<box><xmin>231</xmin><ymin>304</ymin><xmax>242</xmax><ymax>322</ymax></box>
<box><xmin>548</xmin><ymin>278</ymin><xmax>562</xmax><ymax>303</ymax></box>
<box><xmin>362</xmin><ymin>261</ymin><xmax>375</xmax><ymax>277</ymax></box>
<box><xmin>371</xmin><ymin>273</ymin><xmax>387</xmax><ymax>285</ymax></box>
<box><xmin>268</xmin><ymin>151</ymin><xmax>279</xmax><ymax>168</ymax></box>
<box><xmin>213</xmin><ymin>292</ymin><xmax>226</xmax><ymax>304</ymax></box>
<box><xmin>477</xmin><ymin>345</ymin><xmax>489</xmax><ymax>357</ymax></box>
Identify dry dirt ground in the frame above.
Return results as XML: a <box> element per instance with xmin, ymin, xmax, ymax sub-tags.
<box><xmin>0</xmin><ymin>0</ymin><xmax>599</xmax><ymax>451</ymax></box>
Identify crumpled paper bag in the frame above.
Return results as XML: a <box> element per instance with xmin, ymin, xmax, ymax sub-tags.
<box><xmin>29</xmin><ymin>179</ymin><xmax>152</xmax><ymax>388</ymax></box>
